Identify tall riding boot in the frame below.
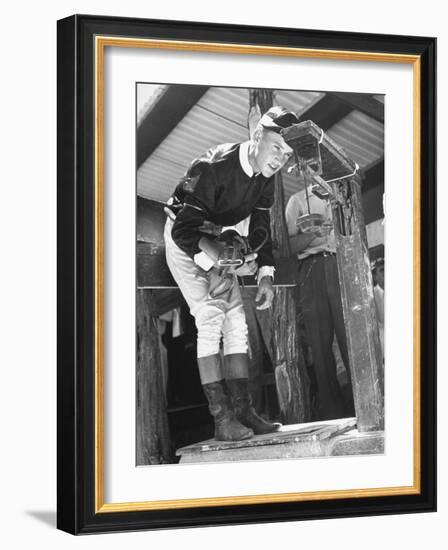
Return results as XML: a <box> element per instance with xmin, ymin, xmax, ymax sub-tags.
<box><xmin>197</xmin><ymin>354</ymin><xmax>253</xmax><ymax>441</ymax></box>
<box><xmin>202</xmin><ymin>381</ymin><xmax>254</xmax><ymax>441</ymax></box>
<box><xmin>227</xmin><ymin>378</ymin><xmax>281</xmax><ymax>435</ymax></box>
<box><xmin>224</xmin><ymin>353</ymin><xmax>281</xmax><ymax>435</ymax></box>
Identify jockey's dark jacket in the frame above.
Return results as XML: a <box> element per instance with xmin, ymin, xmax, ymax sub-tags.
<box><xmin>168</xmin><ymin>143</ymin><xmax>275</xmax><ymax>269</ymax></box>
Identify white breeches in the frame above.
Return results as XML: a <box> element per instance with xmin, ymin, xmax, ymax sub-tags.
<box><xmin>164</xmin><ymin>218</ymin><xmax>248</xmax><ymax>358</ymax></box>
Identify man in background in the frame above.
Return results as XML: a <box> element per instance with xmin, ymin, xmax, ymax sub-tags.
<box><xmin>285</xmin><ymin>187</ymin><xmax>355</xmax><ymax>420</ymax></box>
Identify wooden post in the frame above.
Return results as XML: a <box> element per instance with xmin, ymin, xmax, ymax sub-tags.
<box><xmin>136</xmin><ymin>289</ymin><xmax>173</xmax><ymax>464</ymax></box>
<box><xmin>256</xmin><ymin>287</ymin><xmax>311</xmax><ymax>423</ymax></box>
<box><xmin>241</xmin><ymin>290</ymin><xmax>265</xmax><ymax>412</ymax></box>
<box><xmin>332</xmin><ymin>175</ymin><xmax>384</xmax><ymax>431</ymax></box>
<box><xmin>281</xmin><ymin>120</ymin><xmax>384</xmax><ymax>431</ymax></box>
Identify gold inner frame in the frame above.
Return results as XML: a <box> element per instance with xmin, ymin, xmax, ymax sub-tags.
<box><xmin>94</xmin><ymin>36</ymin><xmax>422</xmax><ymax>513</ymax></box>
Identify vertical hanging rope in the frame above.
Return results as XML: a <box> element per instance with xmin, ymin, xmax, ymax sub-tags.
<box><xmin>305</xmin><ymin>184</ymin><xmax>311</xmax><ymax>215</ymax></box>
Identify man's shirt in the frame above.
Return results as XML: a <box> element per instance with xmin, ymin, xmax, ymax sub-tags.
<box><xmin>285</xmin><ymin>189</ymin><xmax>336</xmax><ymax>259</ymax></box>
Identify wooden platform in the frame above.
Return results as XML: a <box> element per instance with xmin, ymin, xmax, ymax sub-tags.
<box><xmin>175</xmin><ymin>418</ymin><xmax>378</xmax><ymax>464</ymax></box>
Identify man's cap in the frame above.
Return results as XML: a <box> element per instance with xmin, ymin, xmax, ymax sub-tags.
<box><xmin>259</xmin><ymin>106</ymin><xmax>300</xmax><ymax>133</ymax></box>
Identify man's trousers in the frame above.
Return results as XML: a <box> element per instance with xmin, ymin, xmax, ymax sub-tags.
<box><xmin>297</xmin><ymin>253</ymin><xmax>355</xmax><ymax>420</ymax></box>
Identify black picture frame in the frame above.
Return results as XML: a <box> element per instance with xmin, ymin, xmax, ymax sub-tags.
<box><xmin>57</xmin><ymin>14</ymin><xmax>436</xmax><ymax>534</ymax></box>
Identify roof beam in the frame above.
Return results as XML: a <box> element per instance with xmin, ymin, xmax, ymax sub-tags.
<box><xmin>137</xmin><ymin>84</ymin><xmax>209</xmax><ymax>168</ymax></box>
<box><xmin>361</xmin><ymin>158</ymin><xmax>384</xmax><ymax>224</ymax></box>
<box><xmin>362</xmin><ymin>157</ymin><xmax>384</xmax><ymax>192</ymax></box>
<box><xmin>329</xmin><ymin>92</ymin><xmax>384</xmax><ymax>123</ymax></box>
<box><xmin>298</xmin><ymin>93</ymin><xmax>353</xmax><ymax>130</ymax></box>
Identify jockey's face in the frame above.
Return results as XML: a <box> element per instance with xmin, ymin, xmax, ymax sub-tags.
<box><xmin>252</xmin><ymin>128</ymin><xmax>293</xmax><ymax>178</ymax></box>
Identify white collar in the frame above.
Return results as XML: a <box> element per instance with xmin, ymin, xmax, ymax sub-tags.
<box><xmin>239</xmin><ymin>141</ymin><xmax>254</xmax><ymax>177</ymax></box>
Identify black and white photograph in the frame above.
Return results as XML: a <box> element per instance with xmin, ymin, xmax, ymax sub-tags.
<box><xmin>0</xmin><ymin>0</ymin><xmax>440</xmax><ymax>542</ymax></box>
<box><xmin>136</xmin><ymin>83</ymin><xmax>385</xmax><ymax>466</ymax></box>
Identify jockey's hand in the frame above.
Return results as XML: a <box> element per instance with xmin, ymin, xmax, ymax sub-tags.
<box><xmin>255</xmin><ymin>276</ymin><xmax>274</xmax><ymax>310</ymax></box>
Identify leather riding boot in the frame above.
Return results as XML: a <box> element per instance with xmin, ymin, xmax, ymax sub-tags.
<box><xmin>202</xmin><ymin>380</ymin><xmax>254</xmax><ymax>441</ymax></box>
<box><xmin>227</xmin><ymin>378</ymin><xmax>281</xmax><ymax>435</ymax></box>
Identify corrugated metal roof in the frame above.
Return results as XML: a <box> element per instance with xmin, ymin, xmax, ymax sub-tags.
<box><xmin>137</xmin><ymin>86</ymin><xmax>384</xmax><ymax>205</ymax></box>
<box><xmin>326</xmin><ymin>110</ymin><xmax>384</xmax><ymax>169</ymax></box>
<box><xmin>197</xmin><ymin>87</ymin><xmax>250</xmax><ymax>129</ymax></box>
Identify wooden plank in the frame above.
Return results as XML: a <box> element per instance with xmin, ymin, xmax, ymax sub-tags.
<box><xmin>136</xmin><ymin>197</ymin><xmax>177</xmax><ymax>288</ymax></box>
<box><xmin>136</xmin><ymin>289</ymin><xmax>173</xmax><ymax>464</ymax></box>
<box><xmin>329</xmin><ymin>430</ymin><xmax>384</xmax><ymax>456</ymax></box>
<box><xmin>137</xmin><ymin>252</ymin><xmax>176</xmax><ymax>288</ymax></box>
<box><xmin>137</xmin><ymin>197</ymin><xmax>166</xmax><ymax>243</ymax></box>
<box><xmin>177</xmin><ymin>418</ymin><xmax>356</xmax><ymax>456</ymax></box>
<box><xmin>176</xmin><ymin>419</ymin><xmax>359</xmax><ymax>463</ymax></box>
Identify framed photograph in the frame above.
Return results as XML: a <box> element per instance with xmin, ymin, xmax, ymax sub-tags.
<box><xmin>57</xmin><ymin>14</ymin><xmax>436</xmax><ymax>534</ymax></box>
